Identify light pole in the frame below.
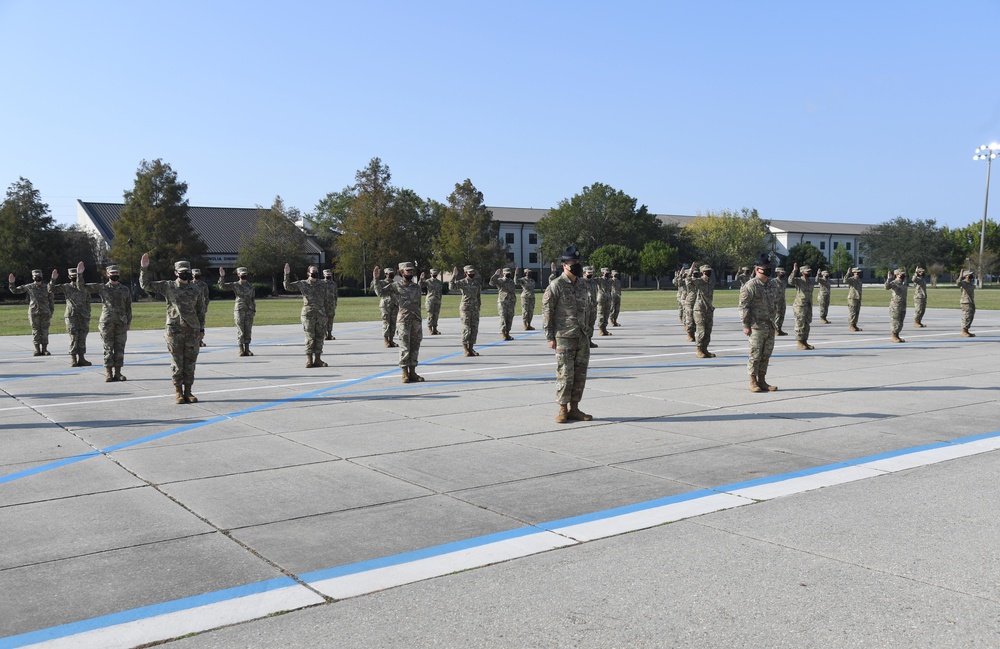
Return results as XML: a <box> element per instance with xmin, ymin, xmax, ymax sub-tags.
<box><xmin>972</xmin><ymin>143</ymin><xmax>999</xmax><ymax>287</ymax></box>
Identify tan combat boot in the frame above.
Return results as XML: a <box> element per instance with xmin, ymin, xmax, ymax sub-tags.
<box><xmin>305</xmin><ymin>354</ymin><xmax>315</xmax><ymax>368</ymax></box>
<box><xmin>555</xmin><ymin>404</ymin><xmax>569</xmax><ymax>423</ymax></box>
<box><xmin>891</xmin><ymin>334</ymin><xmax>904</xmax><ymax>343</ymax></box>
<box><xmin>184</xmin><ymin>385</ymin><xmax>198</xmax><ymax>403</ymax></box>
<box><xmin>821</xmin><ymin>317</ymin><xmax>831</xmax><ymax>324</ymax></box>
<box><xmin>599</xmin><ymin>327</ymin><xmax>610</xmax><ymax>336</ymax></box>
<box><xmin>313</xmin><ymin>353</ymin><xmax>328</xmax><ymax>368</ymax></box>
<box><xmin>401</xmin><ymin>367</ymin><xmax>412</xmax><ymax>383</ymax></box>
<box><xmin>70</xmin><ymin>353</ymin><xmax>79</xmax><ymax>367</ymax></box>
<box><xmin>695</xmin><ymin>346</ymin><xmax>708</xmax><ymax>358</ymax></box>
<box><xmin>962</xmin><ymin>329</ymin><xmax>975</xmax><ymax>337</ymax></box>
<box><xmin>105</xmin><ymin>368</ymin><xmax>114</xmax><ymax>382</ymax></box>
<box><xmin>174</xmin><ymin>383</ymin><xmax>187</xmax><ymax>404</ymax></box>
<box><xmin>686</xmin><ymin>332</ymin><xmax>695</xmax><ymax>342</ymax></box>
<box><xmin>78</xmin><ymin>354</ymin><xmax>92</xmax><ymax>367</ymax></box>
<box><xmin>797</xmin><ymin>341</ymin><xmax>809</xmax><ymax>350</ymax></box>
<box><xmin>749</xmin><ymin>375</ymin><xmax>764</xmax><ymax>393</ymax></box>
<box><xmin>408</xmin><ymin>366</ymin><xmax>424</xmax><ymax>382</ymax></box>
<box><xmin>33</xmin><ymin>344</ymin><xmax>42</xmax><ymax>357</ymax></box>
<box><xmin>568</xmin><ymin>403</ymin><xmax>593</xmax><ymax>421</ymax></box>
<box><xmin>113</xmin><ymin>366</ymin><xmax>126</xmax><ymax>381</ymax></box>
<box><xmin>758</xmin><ymin>374</ymin><xmax>778</xmax><ymax>391</ymax></box>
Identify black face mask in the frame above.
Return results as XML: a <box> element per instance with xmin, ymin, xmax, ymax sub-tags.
<box><xmin>238</xmin><ymin>275</ymin><xmax>248</xmax><ymax>281</ymax></box>
<box><xmin>109</xmin><ymin>276</ymin><xmax>120</xmax><ymax>282</ymax></box>
<box><xmin>467</xmin><ymin>273</ymin><xmax>475</xmax><ymax>279</ymax></box>
<box><xmin>309</xmin><ymin>272</ymin><xmax>320</xmax><ymax>279</ymax></box>
<box><xmin>178</xmin><ymin>272</ymin><xmax>192</xmax><ymax>281</ymax></box>
<box><xmin>759</xmin><ymin>267</ymin><xmax>773</xmax><ymax>278</ymax></box>
<box><xmin>568</xmin><ymin>263</ymin><xmax>583</xmax><ymax>278</ymax></box>
<box><xmin>33</xmin><ymin>278</ymin><xmax>43</xmax><ymax>283</ymax></box>
<box><xmin>703</xmin><ymin>271</ymin><xmax>711</xmax><ymax>278</ymax></box>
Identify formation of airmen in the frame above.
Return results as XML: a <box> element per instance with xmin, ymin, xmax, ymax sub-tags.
<box><xmin>4</xmin><ymin>251</ymin><xmax>983</xmax><ymax>411</ymax></box>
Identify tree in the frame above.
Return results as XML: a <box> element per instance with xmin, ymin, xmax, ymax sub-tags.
<box><xmin>830</xmin><ymin>247</ymin><xmax>854</xmax><ymax>277</ymax></box>
<box><xmin>237</xmin><ymin>196</ymin><xmax>311</xmax><ymax>295</ymax></box>
<box><xmin>0</xmin><ymin>177</ymin><xmax>63</xmax><ymax>277</ymax></box>
<box><xmin>857</xmin><ymin>217</ymin><xmax>953</xmax><ymax>272</ymax></box>
<box><xmin>683</xmin><ymin>207</ymin><xmax>773</xmax><ymax>281</ymax></box>
<box><xmin>112</xmin><ymin>159</ymin><xmax>207</xmax><ymax>278</ymax></box>
<box><xmin>785</xmin><ymin>242</ymin><xmax>828</xmax><ymax>272</ymax></box>
<box><xmin>639</xmin><ymin>240</ymin><xmax>677</xmax><ymax>289</ymax></box>
<box><xmin>308</xmin><ymin>184</ymin><xmax>355</xmax><ymax>262</ymax></box>
<box><xmin>536</xmin><ymin>182</ymin><xmax>665</xmax><ymax>263</ymax></box>
<box><xmin>393</xmin><ymin>188</ymin><xmax>439</xmax><ymax>270</ymax></box>
<box><xmin>54</xmin><ymin>226</ymin><xmax>102</xmax><ymax>281</ymax></box>
<box><xmin>589</xmin><ymin>245</ymin><xmax>640</xmax><ymax>283</ymax></box>
<box><xmin>433</xmin><ymin>179</ymin><xmax>508</xmax><ymax>275</ymax></box>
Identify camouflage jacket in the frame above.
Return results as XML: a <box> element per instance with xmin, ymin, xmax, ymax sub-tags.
<box><xmin>324</xmin><ymin>278</ymin><xmax>339</xmax><ymax>313</ymax></box>
<box><xmin>689</xmin><ymin>273</ymin><xmax>715</xmax><ymax>310</ymax></box>
<box><xmin>543</xmin><ymin>273</ymin><xmax>589</xmax><ymax>340</ymax></box>
<box><xmin>740</xmin><ymin>276</ymin><xmax>777</xmax><ymax>329</ymax></box>
<box><xmin>490</xmin><ymin>272</ymin><xmax>517</xmax><ymax>306</ymax></box>
<box><xmin>594</xmin><ymin>276</ymin><xmax>612</xmax><ymax>304</ymax></box>
<box><xmin>769</xmin><ymin>277</ymin><xmax>787</xmax><ymax>307</ymax></box>
<box><xmin>912</xmin><ymin>276</ymin><xmax>927</xmax><ymax>300</ymax></box>
<box><xmin>85</xmin><ymin>281</ymin><xmax>132</xmax><ymax>327</ymax></box>
<box><xmin>141</xmin><ymin>270</ymin><xmax>207</xmax><ymax>330</ymax></box>
<box><xmin>285</xmin><ymin>274</ymin><xmax>328</xmax><ymax>318</ymax></box>
<box><xmin>419</xmin><ymin>277</ymin><xmax>443</xmax><ymax>302</ymax></box>
<box><xmin>884</xmin><ymin>276</ymin><xmax>908</xmax><ymax>308</ymax></box>
<box><xmin>372</xmin><ymin>278</ymin><xmax>397</xmax><ymax>309</ymax></box>
<box><xmin>788</xmin><ymin>270</ymin><xmax>815</xmax><ymax>308</ymax></box>
<box><xmin>374</xmin><ymin>275</ymin><xmax>422</xmax><ymax>322</ymax></box>
<box><xmin>958</xmin><ymin>278</ymin><xmax>975</xmax><ymax>305</ymax></box>
<box><xmin>10</xmin><ymin>281</ymin><xmax>54</xmax><ymax>316</ymax></box>
<box><xmin>51</xmin><ymin>279</ymin><xmax>93</xmax><ymax>319</ymax></box>
<box><xmin>845</xmin><ymin>276</ymin><xmax>863</xmax><ymax>301</ymax></box>
<box><xmin>193</xmin><ymin>279</ymin><xmax>210</xmax><ymax>305</ymax></box>
<box><xmin>610</xmin><ymin>277</ymin><xmax>622</xmax><ymax>298</ymax></box>
<box><xmin>516</xmin><ymin>277</ymin><xmax>536</xmax><ymax>298</ymax></box>
<box><xmin>218</xmin><ymin>278</ymin><xmax>257</xmax><ymax>313</ymax></box>
<box><xmin>816</xmin><ymin>277</ymin><xmax>831</xmax><ymax>296</ymax></box>
<box><xmin>449</xmin><ymin>276</ymin><xmax>482</xmax><ymax>314</ymax></box>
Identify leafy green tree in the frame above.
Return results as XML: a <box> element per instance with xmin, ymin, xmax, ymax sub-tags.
<box><xmin>112</xmin><ymin>159</ymin><xmax>207</xmax><ymax>278</ymax></box>
<box><xmin>54</xmin><ymin>226</ymin><xmax>102</xmax><ymax>281</ymax></box>
<box><xmin>831</xmin><ymin>247</ymin><xmax>854</xmax><ymax>277</ymax></box>
<box><xmin>785</xmin><ymin>242</ymin><xmax>828</xmax><ymax>272</ymax></box>
<box><xmin>639</xmin><ymin>240</ymin><xmax>677</xmax><ymax>289</ymax></box>
<box><xmin>309</xmin><ymin>184</ymin><xmax>355</xmax><ymax>261</ymax></box>
<box><xmin>0</xmin><ymin>177</ymin><xmax>63</xmax><ymax>277</ymax></box>
<box><xmin>433</xmin><ymin>179</ymin><xmax>508</xmax><ymax>275</ymax></box>
<box><xmin>536</xmin><ymin>182</ymin><xmax>665</xmax><ymax>262</ymax></box>
<box><xmin>857</xmin><ymin>217</ymin><xmax>953</xmax><ymax>272</ymax></box>
<box><xmin>393</xmin><ymin>188</ymin><xmax>440</xmax><ymax>270</ymax></box>
<box><xmin>237</xmin><ymin>196</ymin><xmax>311</xmax><ymax>295</ymax></box>
<box><xmin>941</xmin><ymin>219</ymin><xmax>1000</xmax><ymax>277</ymax></box>
<box><xmin>683</xmin><ymin>207</ymin><xmax>773</xmax><ymax>280</ymax></box>
<box><xmin>589</xmin><ymin>244</ymin><xmax>640</xmax><ymax>285</ymax></box>
<box><xmin>334</xmin><ymin>158</ymin><xmax>407</xmax><ymax>282</ymax></box>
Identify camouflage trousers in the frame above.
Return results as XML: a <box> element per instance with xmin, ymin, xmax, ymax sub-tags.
<box><xmin>694</xmin><ymin>306</ymin><xmax>714</xmax><ymax>348</ymax></box>
<box><xmin>381</xmin><ymin>305</ymin><xmax>398</xmax><ymax>341</ymax></box>
<box><xmin>597</xmin><ymin>298</ymin><xmax>611</xmax><ymax>331</ymax></box>
<box><xmin>234</xmin><ymin>309</ymin><xmax>255</xmax><ymax>345</ymax></box>
<box><xmin>889</xmin><ymin>304</ymin><xmax>906</xmax><ymax>335</ymax></box>
<box><xmin>460</xmin><ymin>309</ymin><xmax>480</xmax><ymax>348</ymax></box>
<box><xmin>794</xmin><ymin>305</ymin><xmax>812</xmax><ymax>342</ymax></box>
<box><xmin>498</xmin><ymin>299</ymin><xmax>515</xmax><ymax>335</ymax></box>
<box><xmin>65</xmin><ymin>316</ymin><xmax>91</xmax><ymax>356</ymax></box>
<box><xmin>521</xmin><ymin>295</ymin><xmax>535</xmax><ymax>329</ymax></box>
<box><xmin>677</xmin><ymin>299</ymin><xmax>684</xmax><ymax>322</ymax></box>
<box><xmin>818</xmin><ymin>293</ymin><xmax>830</xmax><ymax>320</ymax></box>
<box><xmin>99</xmin><ymin>321</ymin><xmax>128</xmax><ymax>370</ymax></box>
<box><xmin>913</xmin><ymin>297</ymin><xmax>926</xmax><ymax>324</ymax></box>
<box><xmin>166</xmin><ymin>325</ymin><xmax>201</xmax><ymax>387</ymax></box>
<box><xmin>301</xmin><ymin>314</ymin><xmax>326</xmax><ymax>355</ymax></box>
<box><xmin>30</xmin><ymin>312</ymin><xmax>51</xmax><ymax>347</ymax></box>
<box><xmin>747</xmin><ymin>325</ymin><xmax>776</xmax><ymax>376</ymax></box>
<box><xmin>773</xmin><ymin>303</ymin><xmax>786</xmax><ymax>331</ymax></box>
<box><xmin>554</xmin><ymin>334</ymin><xmax>590</xmax><ymax>405</ymax></box>
<box><xmin>683</xmin><ymin>302</ymin><xmax>696</xmax><ymax>336</ymax></box>
<box><xmin>962</xmin><ymin>303</ymin><xmax>976</xmax><ymax>330</ymax></box>
<box><xmin>397</xmin><ymin>316</ymin><xmax>423</xmax><ymax>367</ymax></box>
<box><xmin>847</xmin><ymin>299</ymin><xmax>861</xmax><ymax>328</ymax></box>
<box><xmin>610</xmin><ymin>295</ymin><xmax>620</xmax><ymax>323</ymax></box>
<box><xmin>426</xmin><ymin>298</ymin><xmax>441</xmax><ymax>330</ymax></box>
<box><xmin>326</xmin><ymin>310</ymin><xmax>337</xmax><ymax>338</ymax></box>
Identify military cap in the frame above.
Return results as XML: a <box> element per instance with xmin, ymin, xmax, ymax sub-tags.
<box><xmin>559</xmin><ymin>246</ymin><xmax>582</xmax><ymax>262</ymax></box>
<box><xmin>799</xmin><ymin>265</ymin><xmax>811</xmax><ymax>273</ymax></box>
<box><xmin>31</xmin><ymin>269</ymin><xmax>43</xmax><ymax>277</ymax></box>
<box><xmin>463</xmin><ymin>265</ymin><xmax>476</xmax><ymax>273</ymax></box>
<box><xmin>894</xmin><ymin>267</ymin><xmax>906</xmax><ymax>275</ymax></box>
<box><xmin>67</xmin><ymin>268</ymin><xmax>78</xmax><ymax>276</ymax></box>
<box><xmin>600</xmin><ymin>267</ymin><xmax>610</xmax><ymax>273</ymax></box>
<box><xmin>582</xmin><ymin>265</ymin><xmax>595</xmax><ymax>273</ymax></box>
<box><xmin>398</xmin><ymin>261</ymin><xmax>415</xmax><ymax>271</ymax></box>
<box><xmin>611</xmin><ymin>270</ymin><xmax>619</xmax><ymax>276</ymax></box>
<box><xmin>323</xmin><ymin>269</ymin><xmax>333</xmax><ymax>277</ymax></box>
<box><xmin>384</xmin><ymin>268</ymin><xmax>394</xmax><ymax>276</ymax></box>
<box><xmin>236</xmin><ymin>267</ymin><xmax>249</xmax><ymax>275</ymax></box>
<box><xmin>174</xmin><ymin>261</ymin><xmax>192</xmax><ymax>272</ymax></box>
<box><xmin>699</xmin><ymin>264</ymin><xmax>712</xmax><ymax>272</ymax></box>
<box><xmin>821</xmin><ymin>270</ymin><xmax>830</xmax><ymax>276</ymax></box>
<box><xmin>915</xmin><ymin>267</ymin><xmax>925</xmax><ymax>273</ymax></box>
<box><xmin>774</xmin><ymin>267</ymin><xmax>786</xmax><ymax>274</ymax></box>
<box><xmin>106</xmin><ymin>265</ymin><xmax>120</xmax><ymax>274</ymax></box>
<box><xmin>429</xmin><ymin>268</ymin><xmax>438</xmax><ymax>275</ymax></box>
<box><xmin>192</xmin><ymin>268</ymin><xmax>202</xmax><ymax>276</ymax></box>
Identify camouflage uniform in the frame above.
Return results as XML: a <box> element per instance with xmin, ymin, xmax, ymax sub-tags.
<box><xmin>450</xmin><ymin>266</ymin><xmax>482</xmax><ymax>355</ymax></box>
<box><xmin>490</xmin><ymin>269</ymin><xmax>518</xmax><ymax>340</ymax></box>
<box><xmin>884</xmin><ymin>270</ymin><xmax>908</xmax><ymax>342</ymax></box>
<box><xmin>10</xmin><ymin>271</ymin><xmax>54</xmax><ymax>355</ymax></box>
<box><xmin>285</xmin><ymin>269</ymin><xmax>330</xmax><ymax>366</ymax></box>
<box><xmin>218</xmin><ymin>267</ymin><xmax>256</xmax><ymax>355</ymax></box>
<box><xmin>788</xmin><ymin>266</ymin><xmax>816</xmax><ymax>348</ymax></box>
<box><xmin>674</xmin><ymin>269</ymin><xmax>687</xmax><ymax>323</ymax></box>
<box><xmin>141</xmin><ymin>262</ymin><xmax>207</xmax><ymax>402</ymax></box>
<box><xmin>50</xmin><ymin>270</ymin><xmax>93</xmax><ymax>366</ymax></box>
<box><xmin>845</xmin><ymin>270</ymin><xmax>863</xmax><ymax>331</ymax></box>
<box><xmin>912</xmin><ymin>269</ymin><xmax>927</xmax><ymax>327</ymax></box>
<box><xmin>374</xmin><ymin>262</ymin><xmax>424</xmax><ymax>382</ymax></box>
<box><xmin>192</xmin><ymin>271</ymin><xmax>210</xmax><ymax>347</ymax></box>
<box><xmin>682</xmin><ymin>268</ymin><xmax>697</xmax><ymax>341</ymax></box>
<box><xmin>594</xmin><ymin>269</ymin><xmax>612</xmax><ymax>335</ymax></box>
<box><xmin>735</xmin><ymin>268</ymin><xmax>750</xmax><ymax>287</ymax></box>
<box><xmin>689</xmin><ymin>265</ymin><xmax>715</xmax><ymax>357</ymax></box>
<box><xmin>323</xmin><ymin>271</ymin><xmax>338</xmax><ymax>340</ymax></box>
<box><xmin>817</xmin><ymin>273</ymin><xmax>831</xmax><ymax>323</ymax></box>
<box><xmin>544</xmin><ymin>267</ymin><xmax>591</xmax><ymax>418</ymax></box>
<box><xmin>84</xmin><ymin>268</ymin><xmax>132</xmax><ymax>380</ymax></box>
<box><xmin>740</xmin><ymin>272</ymin><xmax>779</xmax><ymax>391</ymax></box>
<box><xmin>373</xmin><ymin>272</ymin><xmax>399</xmax><ymax>347</ymax></box>
<box><xmin>516</xmin><ymin>272</ymin><xmax>537</xmax><ymax>330</ymax></box>
<box><xmin>420</xmin><ymin>271</ymin><xmax>443</xmax><ymax>334</ymax></box>
<box><xmin>958</xmin><ymin>273</ymin><xmax>976</xmax><ymax>335</ymax></box>
<box><xmin>609</xmin><ymin>271</ymin><xmax>622</xmax><ymax>326</ymax></box>
<box><xmin>770</xmin><ymin>269</ymin><xmax>788</xmax><ymax>335</ymax></box>
<box><xmin>582</xmin><ymin>268</ymin><xmax>598</xmax><ymax>348</ymax></box>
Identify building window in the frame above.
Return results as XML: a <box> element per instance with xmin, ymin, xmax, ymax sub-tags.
<box><xmin>529</xmin><ymin>252</ymin><xmax>538</xmax><ymax>264</ymax></box>
<box><xmin>805</xmin><ymin>240</ymin><xmax>811</xmax><ymax>246</ymax></box>
<box><xmin>505</xmin><ymin>233</ymin><xmax>515</xmax><ymax>244</ymax></box>
<box><xmin>858</xmin><ymin>257</ymin><xmax>864</xmax><ymax>265</ymax></box>
<box><xmin>506</xmin><ymin>252</ymin><xmax>515</xmax><ymax>261</ymax></box>
<box><xmin>846</xmin><ymin>242</ymin><xmax>852</xmax><ymax>251</ymax></box>
<box><xmin>528</xmin><ymin>233</ymin><xmax>537</xmax><ymax>245</ymax></box>
<box><xmin>833</xmin><ymin>241</ymin><xmax>839</xmax><ymax>250</ymax></box>
<box><xmin>819</xmin><ymin>241</ymin><xmax>826</xmax><ymax>250</ymax></box>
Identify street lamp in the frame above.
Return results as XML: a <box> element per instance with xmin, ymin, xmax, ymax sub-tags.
<box><xmin>972</xmin><ymin>143</ymin><xmax>999</xmax><ymax>287</ymax></box>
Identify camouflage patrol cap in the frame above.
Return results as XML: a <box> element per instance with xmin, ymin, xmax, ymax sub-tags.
<box><xmin>31</xmin><ymin>269</ymin><xmax>43</xmax><ymax>277</ymax></box>
<box><xmin>699</xmin><ymin>264</ymin><xmax>712</xmax><ymax>272</ymax></box>
<box><xmin>323</xmin><ymin>269</ymin><xmax>333</xmax><ymax>277</ymax></box>
<box><xmin>600</xmin><ymin>267</ymin><xmax>610</xmax><ymax>273</ymax></box>
<box><xmin>463</xmin><ymin>265</ymin><xmax>475</xmax><ymax>273</ymax></box>
<box><xmin>800</xmin><ymin>265</ymin><xmax>811</xmax><ymax>273</ymax></box>
<box><xmin>192</xmin><ymin>268</ymin><xmax>202</xmax><ymax>276</ymax></box>
<box><xmin>67</xmin><ymin>268</ymin><xmax>78</xmax><ymax>276</ymax></box>
<box><xmin>915</xmin><ymin>267</ymin><xmax>925</xmax><ymax>273</ymax></box>
<box><xmin>775</xmin><ymin>267</ymin><xmax>786</xmax><ymax>274</ymax></box>
<box><xmin>174</xmin><ymin>261</ymin><xmax>192</xmax><ymax>272</ymax></box>
<box><xmin>236</xmin><ymin>267</ymin><xmax>249</xmax><ymax>275</ymax></box>
<box><xmin>106</xmin><ymin>265</ymin><xmax>120</xmax><ymax>275</ymax></box>
<box><xmin>583</xmin><ymin>265</ymin><xmax>595</xmax><ymax>273</ymax></box>
<box><xmin>384</xmin><ymin>268</ymin><xmax>393</xmax><ymax>276</ymax></box>
<box><xmin>821</xmin><ymin>270</ymin><xmax>830</xmax><ymax>276</ymax></box>
<box><xmin>398</xmin><ymin>261</ymin><xmax>415</xmax><ymax>271</ymax></box>
<box><xmin>894</xmin><ymin>267</ymin><xmax>906</xmax><ymax>275</ymax></box>
<box><xmin>429</xmin><ymin>268</ymin><xmax>438</xmax><ymax>275</ymax></box>
<box><xmin>611</xmin><ymin>270</ymin><xmax>619</xmax><ymax>276</ymax></box>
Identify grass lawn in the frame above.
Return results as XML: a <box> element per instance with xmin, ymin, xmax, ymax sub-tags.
<box><xmin>1</xmin><ymin>285</ymin><xmax>996</xmax><ymax>336</ymax></box>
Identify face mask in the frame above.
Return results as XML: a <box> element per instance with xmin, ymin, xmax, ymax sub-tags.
<box><xmin>309</xmin><ymin>272</ymin><xmax>320</xmax><ymax>279</ymax></box>
<box><xmin>568</xmin><ymin>263</ymin><xmax>583</xmax><ymax>277</ymax></box>
<box><xmin>33</xmin><ymin>278</ymin><xmax>43</xmax><ymax>283</ymax></box>
<box><xmin>703</xmin><ymin>271</ymin><xmax>711</xmax><ymax>278</ymax></box>
<box><xmin>177</xmin><ymin>272</ymin><xmax>192</xmax><ymax>281</ymax></box>
<box><xmin>467</xmin><ymin>273</ymin><xmax>475</xmax><ymax>279</ymax></box>
<box><xmin>238</xmin><ymin>275</ymin><xmax>248</xmax><ymax>280</ymax></box>
<box><xmin>758</xmin><ymin>267</ymin><xmax>773</xmax><ymax>278</ymax></box>
<box><xmin>585</xmin><ymin>273</ymin><xmax>594</xmax><ymax>279</ymax></box>
<box><xmin>109</xmin><ymin>276</ymin><xmax>120</xmax><ymax>282</ymax></box>
<box><xmin>193</xmin><ymin>275</ymin><xmax>201</xmax><ymax>281</ymax></box>
<box><xmin>504</xmin><ymin>274</ymin><xmax>512</xmax><ymax>279</ymax></box>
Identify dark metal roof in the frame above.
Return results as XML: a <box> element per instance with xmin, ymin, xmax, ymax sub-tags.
<box><xmin>77</xmin><ymin>201</ymin><xmax>323</xmax><ymax>256</ymax></box>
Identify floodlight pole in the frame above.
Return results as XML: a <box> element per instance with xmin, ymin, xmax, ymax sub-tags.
<box><xmin>973</xmin><ymin>143</ymin><xmax>999</xmax><ymax>287</ymax></box>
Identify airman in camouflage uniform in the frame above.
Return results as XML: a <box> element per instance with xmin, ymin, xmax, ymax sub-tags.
<box><xmin>489</xmin><ymin>267</ymin><xmax>517</xmax><ymax>341</ymax></box>
<box><xmin>373</xmin><ymin>269</ymin><xmax>399</xmax><ymax>347</ymax></box>
<box><xmin>740</xmin><ymin>254</ymin><xmax>779</xmax><ymax>393</ymax></box>
<box><xmin>735</xmin><ymin>267</ymin><xmax>750</xmax><ymax>287</ymax></box>
<box><xmin>49</xmin><ymin>264</ymin><xmax>93</xmax><ymax>366</ymax></box>
<box><xmin>218</xmin><ymin>266</ymin><xmax>256</xmax><ymax>356</ymax></box>
<box><xmin>450</xmin><ymin>265</ymin><xmax>482</xmax><ymax>356</ymax></box>
<box><xmin>83</xmin><ymin>264</ymin><xmax>132</xmax><ymax>381</ymax></box>
<box><xmin>788</xmin><ymin>263</ymin><xmax>816</xmax><ymax>350</ymax></box>
<box><xmin>846</xmin><ymin>268</ymin><xmax>863</xmax><ymax>331</ymax></box>
<box><xmin>912</xmin><ymin>267</ymin><xmax>928</xmax><ymax>327</ymax></box>
<box><xmin>595</xmin><ymin>268</ymin><xmax>613</xmax><ymax>336</ymax></box>
<box><xmin>192</xmin><ymin>269</ymin><xmax>210</xmax><ymax>347</ymax></box>
<box><xmin>609</xmin><ymin>270</ymin><xmax>622</xmax><ymax>327</ymax></box>
<box><xmin>544</xmin><ymin>246</ymin><xmax>593</xmax><ymax>423</ymax></box>
<box><xmin>516</xmin><ymin>268</ymin><xmax>537</xmax><ymax>330</ymax></box>
<box><xmin>420</xmin><ymin>269</ymin><xmax>443</xmax><ymax>335</ymax></box>
<box><xmin>284</xmin><ymin>263</ymin><xmax>330</xmax><ymax>368</ymax></box>
<box><xmin>140</xmin><ymin>255</ymin><xmax>207</xmax><ymax>404</ymax></box>
<box><xmin>374</xmin><ymin>262</ymin><xmax>424</xmax><ymax>383</ymax></box>
<box><xmin>688</xmin><ymin>263</ymin><xmax>716</xmax><ymax>358</ymax></box>
<box><xmin>682</xmin><ymin>266</ymin><xmax>697</xmax><ymax>341</ymax></box>
<box><xmin>771</xmin><ymin>267</ymin><xmax>788</xmax><ymax>336</ymax></box>
<box><xmin>817</xmin><ymin>270</ymin><xmax>832</xmax><ymax>324</ymax></box>
<box><xmin>9</xmin><ymin>269</ymin><xmax>54</xmax><ymax>356</ymax></box>
<box><xmin>582</xmin><ymin>266</ymin><xmax>599</xmax><ymax>348</ymax></box>
<box><xmin>958</xmin><ymin>269</ymin><xmax>976</xmax><ymax>336</ymax></box>
<box><xmin>674</xmin><ymin>268</ymin><xmax>687</xmax><ymax>324</ymax></box>
<box><xmin>885</xmin><ymin>267</ymin><xmax>908</xmax><ymax>343</ymax></box>
<box><xmin>323</xmin><ymin>269</ymin><xmax>338</xmax><ymax>341</ymax></box>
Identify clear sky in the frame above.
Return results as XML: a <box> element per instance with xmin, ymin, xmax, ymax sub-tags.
<box><xmin>3</xmin><ymin>0</ymin><xmax>1000</xmax><ymax>230</ymax></box>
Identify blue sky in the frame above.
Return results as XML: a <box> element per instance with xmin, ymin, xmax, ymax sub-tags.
<box><xmin>3</xmin><ymin>0</ymin><xmax>1000</xmax><ymax>230</ymax></box>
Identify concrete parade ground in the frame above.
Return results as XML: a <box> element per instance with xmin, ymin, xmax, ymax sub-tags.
<box><xmin>1</xmin><ymin>305</ymin><xmax>999</xmax><ymax>648</ymax></box>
